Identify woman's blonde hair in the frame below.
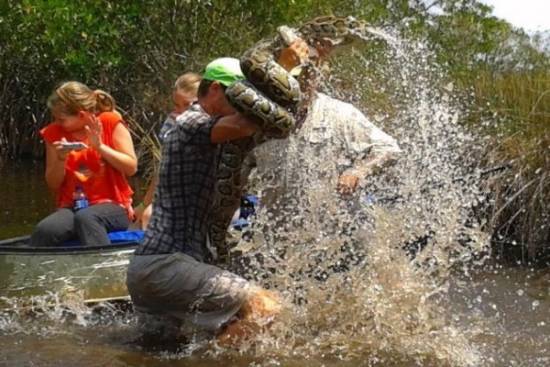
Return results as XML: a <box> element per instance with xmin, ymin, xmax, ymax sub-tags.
<box><xmin>47</xmin><ymin>81</ymin><xmax>116</xmax><ymax>115</ymax></box>
<box><xmin>173</xmin><ymin>72</ymin><xmax>201</xmax><ymax>94</ymax></box>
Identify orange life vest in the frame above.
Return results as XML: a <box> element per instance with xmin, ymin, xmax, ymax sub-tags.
<box><xmin>40</xmin><ymin>111</ymin><xmax>134</xmax><ymax>215</ymax></box>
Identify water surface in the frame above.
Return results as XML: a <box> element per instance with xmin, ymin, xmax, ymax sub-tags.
<box><xmin>0</xmin><ymin>160</ymin><xmax>52</xmax><ymax>239</ymax></box>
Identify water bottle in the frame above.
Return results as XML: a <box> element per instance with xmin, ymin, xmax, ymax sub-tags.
<box><xmin>73</xmin><ymin>185</ymin><xmax>89</xmax><ymax>211</ymax></box>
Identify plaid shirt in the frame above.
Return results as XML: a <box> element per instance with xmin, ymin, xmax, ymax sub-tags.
<box><xmin>135</xmin><ymin>104</ymin><xmax>219</xmax><ymax>262</ymax></box>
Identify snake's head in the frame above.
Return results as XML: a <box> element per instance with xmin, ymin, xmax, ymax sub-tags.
<box><xmin>299</xmin><ymin>15</ymin><xmax>367</xmax><ymax>49</ymax></box>
<box><xmin>274</xmin><ymin>16</ymin><xmax>369</xmax><ymax>83</ymax></box>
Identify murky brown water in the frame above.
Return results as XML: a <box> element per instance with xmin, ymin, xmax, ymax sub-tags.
<box><xmin>0</xmin><ymin>264</ymin><xmax>548</xmax><ymax>366</ymax></box>
<box><xmin>0</xmin><ymin>161</ymin><xmax>53</xmax><ymax>239</ymax></box>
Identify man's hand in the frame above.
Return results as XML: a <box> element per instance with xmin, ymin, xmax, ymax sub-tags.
<box><xmin>278</xmin><ymin>39</ymin><xmax>310</xmax><ymax>71</ymax></box>
<box><xmin>337</xmin><ymin>174</ymin><xmax>359</xmax><ymax>195</ymax></box>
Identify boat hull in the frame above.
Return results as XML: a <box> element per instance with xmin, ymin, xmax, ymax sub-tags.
<box><xmin>0</xmin><ymin>236</ymin><xmax>138</xmax><ymax>308</ymax></box>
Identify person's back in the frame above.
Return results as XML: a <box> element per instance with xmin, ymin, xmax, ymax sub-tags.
<box><xmin>135</xmin><ymin>104</ymin><xmax>218</xmax><ymax>261</ymax></box>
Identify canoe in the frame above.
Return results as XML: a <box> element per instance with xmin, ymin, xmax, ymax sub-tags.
<box><xmin>0</xmin><ymin>195</ymin><xmax>259</xmax><ymax>309</ymax></box>
<box><xmin>0</xmin><ymin>232</ymin><xmax>141</xmax><ymax>254</ymax></box>
<box><xmin>0</xmin><ymin>232</ymin><xmax>142</xmax><ymax>309</ymax></box>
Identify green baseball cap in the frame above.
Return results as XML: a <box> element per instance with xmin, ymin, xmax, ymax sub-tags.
<box><xmin>202</xmin><ymin>57</ymin><xmax>245</xmax><ymax>87</ymax></box>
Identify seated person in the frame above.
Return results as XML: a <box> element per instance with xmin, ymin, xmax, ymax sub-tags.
<box><xmin>133</xmin><ymin>72</ymin><xmax>201</xmax><ymax>230</ymax></box>
<box><xmin>31</xmin><ymin>81</ymin><xmax>137</xmax><ymax>247</ymax></box>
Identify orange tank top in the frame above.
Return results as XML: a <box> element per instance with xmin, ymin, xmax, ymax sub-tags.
<box><xmin>40</xmin><ymin>111</ymin><xmax>134</xmax><ymax>214</ymax></box>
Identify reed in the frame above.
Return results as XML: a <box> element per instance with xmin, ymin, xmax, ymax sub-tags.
<box><xmin>0</xmin><ymin>1</ymin><xmax>548</xmax><ymax>261</ymax></box>
<box><xmin>469</xmin><ymin>69</ymin><xmax>549</xmax><ymax>264</ymax></box>
<box><xmin>117</xmin><ymin>107</ymin><xmax>163</xmax><ymax>200</ymax></box>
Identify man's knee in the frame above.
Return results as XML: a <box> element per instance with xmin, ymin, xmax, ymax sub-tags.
<box><xmin>240</xmin><ymin>287</ymin><xmax>282</xmax><ymax>321</ymax></box>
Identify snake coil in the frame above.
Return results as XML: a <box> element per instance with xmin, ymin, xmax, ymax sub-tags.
<box><xmin>209</xmin><ymin>16</ymin><xmax>370</xmax><ymax>264</ymax></box>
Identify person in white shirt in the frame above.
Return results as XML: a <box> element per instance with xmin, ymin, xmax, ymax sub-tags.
<box><xmin>251</xmin><ymin>38</ymin><xmax>400</xmax><ymax>204</ymax></box>
<box><xmin>234</xmin><ymin>37</ymin><xmax>401</xmax><ymax>280</ymax></box>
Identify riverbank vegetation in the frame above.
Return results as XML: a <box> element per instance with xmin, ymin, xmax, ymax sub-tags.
<box><xmin>0</xmin><ymin>0</ymin><xmax>547</xmax><ymax>262</ymax></box>
<box><xmin>471</xmin><ymin>70</ymin><xmax>549</xmax><ymax>263</ymax></box>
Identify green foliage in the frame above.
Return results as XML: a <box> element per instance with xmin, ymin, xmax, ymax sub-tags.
<box><xmin>0</xmin><ymin>0</ymin><xmax>548</xmax><ymax>256</ymax></box>
<box><xmin>0</xmin><ymin>0</ymin><xmax>547</xmax><ymax>167</ymax></box>
<box><xmin>0</xmin><ymin>0</ymin><xmax>547</xmax><ymax>152</ymax></box>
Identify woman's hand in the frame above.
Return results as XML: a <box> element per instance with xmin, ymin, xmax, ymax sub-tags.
<box><xmin>84</xmin><ymin>113</ymin><xmax>103</xmax><ymax>150</ymax></box>
<box><xmin>52</xmin><ymin>138</ymin><xmax>71</xmax><ymax>161</ymax></box>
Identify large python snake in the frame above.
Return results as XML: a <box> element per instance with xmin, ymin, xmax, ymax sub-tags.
<box><xmin>208</xmin><ymin>16</ymin><xmax>369</xmax><ymax>264</ymax></box>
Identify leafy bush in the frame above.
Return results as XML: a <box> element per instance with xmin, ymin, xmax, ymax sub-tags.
<box><xmin>0</xmin><ymin>0</ymin><xmax>548</xmax><ymax>260</ymax></box>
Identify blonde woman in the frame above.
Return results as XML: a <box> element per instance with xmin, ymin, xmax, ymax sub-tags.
<box><xmin>133</xmin><ymin>72</ymin><xmax>201</xmax><ymax>230</ymax></box>
<box><xmin>31</xmin><ymin>81</ymin><xmax>137</xmax><ymax>246</ymax></box>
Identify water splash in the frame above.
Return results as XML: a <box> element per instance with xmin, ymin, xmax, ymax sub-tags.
<box><xmin>223</xmin><ymin>26</ymin><xmax>491</xmax><ymax>366</ymax></box>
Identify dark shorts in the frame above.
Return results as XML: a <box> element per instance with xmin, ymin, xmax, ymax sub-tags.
<box><xmin>126</xmin><ymin>252</ymin><xmax>251</xmax><ymax>331</ymax></box>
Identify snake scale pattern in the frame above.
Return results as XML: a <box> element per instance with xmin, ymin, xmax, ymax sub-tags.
<box><xmin>208</xmin><ymin>16</ymin><xmax>369</xmax><ymax>263</ymax></box>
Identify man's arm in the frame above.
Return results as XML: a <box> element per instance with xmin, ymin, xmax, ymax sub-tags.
<box><xmin>210</xmin><ymin>113</ymin><xmax>259</xmax><ymax>144</ymax></box>
<box><xmin>340</xmin><ymin>151</ymin><xmax>397</xmax><ymax>182</ymax></box>
<box><xmin>337</xmin><ymin>103</ymin><xmax>401</xmax><ymax>194</ymax></box>
<box><xmin>338</xmin><ymin>151</ymin><xmax>399</xmax><ymax>195</ymax></box>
